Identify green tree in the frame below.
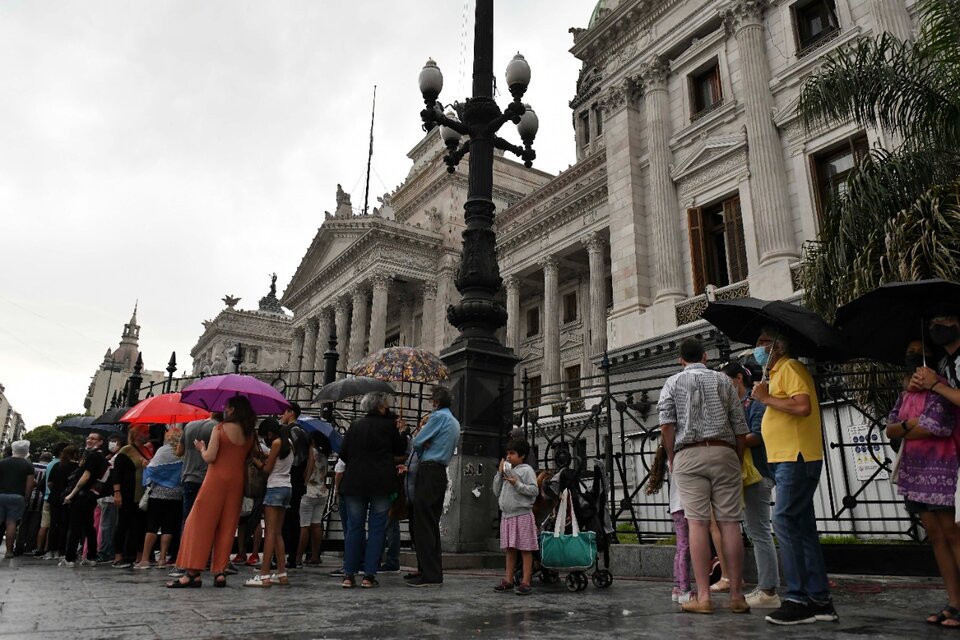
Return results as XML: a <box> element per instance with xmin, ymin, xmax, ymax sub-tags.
<box><xmin>22</xmin><ymin>414</ymin><xmax>86</xmax><ymax>457</ymax></box>
<box><xmin>797</xmin><ymin>0</ymin><xmax>960</xmax><ymax>318</ymax></box>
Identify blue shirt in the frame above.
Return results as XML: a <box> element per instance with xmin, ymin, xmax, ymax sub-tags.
<box><xmin>412</xmin><ymin>408</ymin><xmax>460</xmax><ymax>465</ymax></box>
<box><xmin>743</xmin><ymin>394</ymin><xmax>771</xmax><ymax>479</ymax></box>
<box><xmin>43</xmin><ymin>458</ymin><xmax>59</xmax><ymax>501</ymax></box>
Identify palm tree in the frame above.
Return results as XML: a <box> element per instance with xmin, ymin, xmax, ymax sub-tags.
<box><xmin>797</xmin><ymin>0</ymin><xmax>960</xmax><ymax>320</ymax></box>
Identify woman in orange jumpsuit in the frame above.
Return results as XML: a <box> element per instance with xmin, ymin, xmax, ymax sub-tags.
<box><xmin>168</xmin><ymin>395</ymin><xmax>255</xmax><ymax>588</ymax></box>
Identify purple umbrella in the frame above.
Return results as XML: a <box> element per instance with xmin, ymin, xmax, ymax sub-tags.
<box><xmin>179</xmin><ymin>374</ymin><xmax>290</xmax><ymax>415</ymax></box>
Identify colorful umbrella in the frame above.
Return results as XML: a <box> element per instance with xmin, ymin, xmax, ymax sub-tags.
<box><xmin>121</xmin><ymin>392</ymin><xmax>211</xmax><ymax>425</ymax></box>
<box><xmin>314</xmin><ymin>376</ymin><xmax>394</xmax><ymax>403</ymax></box>
<box><xmin>349</xmin><ymin>346</ymin><xmax>449</xmax><ymax>383</ymax></box>
<box><xmin>180</xmin><ymin>373</ymin><xmax>291</xmax><ymax>415</ymax></box>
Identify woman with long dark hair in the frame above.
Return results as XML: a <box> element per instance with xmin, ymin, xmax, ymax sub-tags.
<box><xmin>245</xmin><ymin>418</ymin><xmax>292</xmax><ymax>587</ymax></box>
<box><xmin>46</xmin><ymin>445</ymin><xmax>78</xmax><ymax>560</ymax></box>
<box><xmin>168</xmin><ymin>395</ymin><xmax>255</xmax><ymax>588</ymax></box>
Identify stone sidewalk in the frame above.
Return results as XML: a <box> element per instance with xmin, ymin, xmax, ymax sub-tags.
<box><xmin>0</xmin><ymin>554</ymin><xmax>951</xmax><ymax>639</ymax></box>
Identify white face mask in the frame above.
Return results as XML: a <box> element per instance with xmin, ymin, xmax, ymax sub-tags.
<box><xmin>108</xmin><ymin>442</ymin><xmax>120</xmax><ymax>453</ymax></box>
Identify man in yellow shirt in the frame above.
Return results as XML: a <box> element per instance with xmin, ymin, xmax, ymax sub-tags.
<box><xmin>751</xmin><ymin>327</ymin><xmax>837</xmax><ymax>626</ymax></box>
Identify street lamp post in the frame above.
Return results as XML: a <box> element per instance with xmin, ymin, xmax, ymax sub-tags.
<box><xmin>416</xmin><ymin>0</ymin><xmax>538</xmax><ymax>552</ymax></box>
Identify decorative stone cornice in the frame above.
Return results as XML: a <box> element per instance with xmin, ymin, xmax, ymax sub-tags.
<box><xmin>571</xmin><ymin>0</ymin><xmax>685</xmax><ymax>67</ymax></box>
<box><xmin>721</xmin><ymin>0</ymin><xmax>770</xmax><ymax>33</ymax></box>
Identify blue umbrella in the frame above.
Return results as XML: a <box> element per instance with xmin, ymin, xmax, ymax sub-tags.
<box><xmin>297</xmin><ymin>417</ymin><xmax>342</xmax><ymax>454</ymax></box>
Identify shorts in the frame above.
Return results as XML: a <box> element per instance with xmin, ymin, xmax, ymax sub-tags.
<box><xmin>264</xmin><ymin>486</ymin><xmax>292</xmax><ymax>508</ymax></box>
<box><xmin>40</xmin><ymin>502</ymin><xmax>51</xmax><ymax>528</ymax></box>
<box><xmin>904</xmin><ymin>499</ymin><xmax>955</xmax><ymax>515</ymax></box>
<box><xmin>0</xmin><ymin>494</ymin><xmax>26</xmax><ymax>522</ymax></box>
<box><xmin>673</xmin><ymin>445</ymin><xmax>743</xmax><ymax>522</ymax></box>
<box><xmin>299</xmin><ymin>495</ymin><xmax>325</xmax><ymax>527</ymax></box>
<box><xmin>146</xmin><ymin>498</ymin><xmax>183</xmax><ymax>535</ymax></box>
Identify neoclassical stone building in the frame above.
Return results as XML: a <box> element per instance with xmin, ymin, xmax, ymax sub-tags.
<box><xmin>190</xmin><ymin>277</ymin><xmax>293</xmax><ymax>376</ymax></box>
<box><xmin>281</xmin><ymin>0</ymin><xmax>915</xmax><ymax>403</ymax></box>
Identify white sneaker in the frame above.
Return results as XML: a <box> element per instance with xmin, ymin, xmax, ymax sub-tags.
<box><xmin>42</xmin><ymin>552</ymin><xmax>57</xmax><ymax>560</ymax></box>
<box><xmin>79</xmin><ymin>558</ymin><xmax>97</xmax><ymax>567</ymax></box>
<box><xmin>745</xmin><ymin>587</ymin><xmax>782</xmax><ymax>609</ymax></box>
<box><xmin>58</xmin><ymin>559</ymin><xmax>75</xmax><ymax>568</ymax></box>
<box><xmin>678</xmin><ymin>590</ymin><xmax>696</xmax><ymax>604</ymax></box>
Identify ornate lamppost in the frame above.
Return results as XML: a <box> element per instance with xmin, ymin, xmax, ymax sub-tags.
<box><xmin>416</xmin><ymin>0</ymin><xmax>539</xmax><ymax>552</ymax></box>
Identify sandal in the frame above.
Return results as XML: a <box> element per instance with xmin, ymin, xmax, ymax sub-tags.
<box><xmin>709</xmin><ymin>577</ymin><xmax>730</xmax><ymax>593</ymax></box>
<box><xmin>166</xmin><ymin>572</ymin><xmax>202</xmax><ymax>589</ymax></box>
<box><xmin>928</xmin><ymin>604</ymin><xmax>959</xmax><ymax>624</ymax></box>
<box><xmin>272</xmin><ymin>572</ymin><xmax>290</xmax><ymax>586</ymax></box>
<box><xmin>342</xmin><ymin>574</ymin><xmax>355</xmax><ymax>589</ymax></box>
<box><xmin>214</xmin><ymin>572</ymin><xmax>227</xmax><ymax>588</ymax></box>
<box><xmin>244</xmin><ymin>573</ymin><xmax>272</xmax><ymax>588</ymax></box>
<box><xmin>494</xmin><ymin>579</ymin><xmax>514</xmax><ymax>592</ymax></box>
<box><xmin>361</xmin><ymin>576</ymin><xmax>379</xmax><ymax>589</ymax></box>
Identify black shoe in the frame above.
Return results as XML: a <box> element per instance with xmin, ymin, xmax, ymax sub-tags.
<box><xmin>810</xmin><ymin>599</ymin><xmax>839</xmax><ymax>622</ymax></box>
<box><xmin>403</xmin><ymin>571</ymin><xmax>422</xmax><ymax>581</ymax></box>
<box><xmin>765</xmin><ymin>600</ymin><xmax>817</xmax><ymax>626</ymax></box>
<box><xmin>406</xmin><ymin>577</ymin><xmax>442</xmax><ymax>588</ymax></box>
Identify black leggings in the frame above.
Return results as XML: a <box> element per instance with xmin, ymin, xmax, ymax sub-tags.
<box><xmin>115</xmin><ymin>503</ymin><xmax>147</xmax><ymax>562</ymax></box>
<box><xmin>48</xmin><ymin>500</ymin><xmax>69</xmax><ymax>556</ymax></box>
<box><xmin>65</xmin><ymin>492</ymin><xmax>98</xmax><ymax>562</ymax></box>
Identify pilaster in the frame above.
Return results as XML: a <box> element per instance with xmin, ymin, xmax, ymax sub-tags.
<box><xmin>348</xmin><ymin>285</ymin><xmax>370</xmax><ymax>367</ymax></box>
<box><xmin>540</xmin><ymin>256</ymin><xmax>561</xmax><ymax>400</ymax></box>
<box><xmin>369</xmin><ymin>272</ymin><xmax>391</xmax><ymax>352</ymax></box>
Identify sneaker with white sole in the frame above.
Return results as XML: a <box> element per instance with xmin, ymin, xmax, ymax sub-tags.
<box><xmin>765</xmin><ymin>600</ymin><xmax>817</xmax><ymax>625</ymax></box>
<box><xmin>745</xmin><ymin>588</ymin><xmax>782</xmax><ymax>609</ymax></box>
<box><xmin>79</xmin><ymin>558</ymin><xmax>97</xmax><ymax>567</ymax></box>
<box><xmin>42</xmin><ymin>552</ymin><xmax>57</xmax><ymax>561</ymax></box>
<box><xmin>58</xmin><ymin>559</ymin><xmax>75</xmax><ymax>568</ymax></box>
<box><xmin>678</xmin><ymin>590</ymin><xmax>696</xmax><ymax>604</ymax></box>
<box><xmin>809</xmin><ymin>599</ymin><xmax>839</xmax><ymax>622</ymax></box>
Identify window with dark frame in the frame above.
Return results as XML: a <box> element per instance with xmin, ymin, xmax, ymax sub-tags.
<box><xmin>528</xmin><ymin>375</ymin><xmax>542</xmax><ymax>408</ymax></box>
<box><xmin>525</xmin><ymin>306</ymin><xmax>540</xmax><ymax>338</ymax></box>
<box><xmin>246</xmin><ymin>346</ymin><xmax>260</xmax><ymax>365</ymax></box>
<box><xmin>580</xmin><ymin>111</ymin><xmax>591</xmax><ymax>146</ymax></box>
<box><xmin>811</xmin><ymin>134</ymin><xmax>870</xmax><ymax>225</ymax></box>
<box><xmin>688</xmin><ymin>195</ymin><xmax>748</xmax><ymax>295</ymax></box>
<box><xmin>792</xmin><ymin>0</ymin><xmax>840</xmax><ymax>53</ymax></box>
<box><xmin>594</xmin><ymin>104</ymin><xmax>603</xmax><ymax>138</ymax></box>
<box><xmin>690</xmin><ymin>62</ymin><xmax>723</xmax><ymax>120</ymax></box>
<box><xmin>562</xmin><ymin>291</ymin><xmax>578</xmax><ymax>324</ymax></box>
<box><xmin>564</xmin><ymin>364</ymin><xmax>582</xmax><ymax>399</ymax></box>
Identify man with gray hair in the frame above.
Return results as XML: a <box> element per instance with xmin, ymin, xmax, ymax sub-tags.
<box><xmin>0</xmin><ymin>440</ymin><xmax>36</xmax><ymax>558</ymax></box>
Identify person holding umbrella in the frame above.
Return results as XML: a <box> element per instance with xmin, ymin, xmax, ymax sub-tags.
<box><xmin>751</xmin><ymin>327</ymin><xmax>837</xmax><ymax>625</ymax></box>
<box><xmin>913</xmin><ymin>313</ymin><xmax>960</xmax><ymax>410</ymax></box>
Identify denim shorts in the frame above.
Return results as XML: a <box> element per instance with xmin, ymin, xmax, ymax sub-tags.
<box><xmin>263</xmin><ymin>486</ymin><xmax>292</xmax><ymax>508</ymax></box>
<box><xmin>0</xmin><ymin>494</ymin><xmax>25</xmax><ymax>522</ymax></box>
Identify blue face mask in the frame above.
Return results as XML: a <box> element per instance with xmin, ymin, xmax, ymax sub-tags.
<box><xmin>753</xmin><ymin>346</ymin><xmax>770</xmax><ymax>367</ymax></box>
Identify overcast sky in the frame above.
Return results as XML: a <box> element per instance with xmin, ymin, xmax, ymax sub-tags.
<box><xmin>0</xmin><ymin>1</ymin><xmax>589</xmax><ymax>428</ymax></box>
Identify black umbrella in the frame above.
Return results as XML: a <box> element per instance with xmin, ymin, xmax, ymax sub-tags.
<box><xmin>93</xmin><ymin>407</ymin><xmax>132</xmax><ymax>425</ymax></box>
<box><xmin>834</xmin><ymin>278</ymin><xmax>960</xmax><ymax>365</ymax></box>
<box><xmin>314</xmin><ymin>376</ymin><xmax>394</xmax><ymax>404</ymax></box>
<box><xmin>702</xmin><ymin>297</ymin><xmax>848</xmax><ymax>362</ymax></box>
<box><xmin>58</xmin><ymin>416</ymin><xmax>124</xmax><ymax>436</ymax></box>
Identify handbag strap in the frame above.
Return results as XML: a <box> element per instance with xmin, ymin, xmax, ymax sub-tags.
<box><xmin>553</xmin><ymin>488</ymin><xmax>581</xmax><ymax>538</ymax></box>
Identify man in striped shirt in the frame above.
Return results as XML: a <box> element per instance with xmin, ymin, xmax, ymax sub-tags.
<box><xmin>658</xmin><ymin>337</ymin><xmax>749</xmax><ymax>615</ymax></box>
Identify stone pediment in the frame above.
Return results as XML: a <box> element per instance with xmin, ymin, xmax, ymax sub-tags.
<box><xmin>283</xmin><ymin>220</ymin><xmax>371</xmax><ymax>302</ymax></box>
<box><xmin>773</xmin><ymin>94</ymin><xmax>803</xmax><ymax>129</ymax></box>
<box><xmin>670</xmin><ymin>131</ymin><xmax>747</xmax><ymax>182</ymax></box>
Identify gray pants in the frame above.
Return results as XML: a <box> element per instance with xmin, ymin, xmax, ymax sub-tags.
<box><xmin>743</xmin><ymin>477</ymin><xmax>780</xmax><ymax>591</ymax></box>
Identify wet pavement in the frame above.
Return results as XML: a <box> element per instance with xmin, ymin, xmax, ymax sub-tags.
<box><xmin>0</xmin><ymin>554</ymin><xmax>950</xmax><ymax>639</ymax></box>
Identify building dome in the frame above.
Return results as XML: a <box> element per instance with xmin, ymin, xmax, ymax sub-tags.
<box><xmin>588</xmin><ymin>0</ymin><xmax>609</xmax><ymax>28</ymax></box>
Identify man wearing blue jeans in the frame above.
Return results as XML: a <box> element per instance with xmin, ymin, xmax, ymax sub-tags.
<box><xmin>752</xmin><ymin>327</ymin><xmax>837</xmax><ymax>625</ymax></box>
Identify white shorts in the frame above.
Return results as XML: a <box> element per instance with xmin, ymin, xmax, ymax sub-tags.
<box><xmin>299</xmin><ymin>495</ymin><xmax>325</xmax><ymax>527</ymax></box>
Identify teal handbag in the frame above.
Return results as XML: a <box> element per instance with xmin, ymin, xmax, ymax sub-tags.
<box><xmin>539</xmin><ymin>488</ymin><xmax>597</xmax><ymax>571</ymax></box>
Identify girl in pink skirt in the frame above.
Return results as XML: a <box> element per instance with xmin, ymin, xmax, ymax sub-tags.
<box><xmin>493</xmin><ymin>438</ymin><xmax>540</xmax><ymax>595</ymax></box>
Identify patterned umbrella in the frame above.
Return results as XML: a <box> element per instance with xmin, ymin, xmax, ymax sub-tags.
<box><xmin>349</xmin><ymin>346</ymin><xmax>449</xmax><ymax>383</ymax></box>
<box><xmin>121</xmin><ymin>392</ymin><xmax>211</xmax><ymax>425</ymax></box>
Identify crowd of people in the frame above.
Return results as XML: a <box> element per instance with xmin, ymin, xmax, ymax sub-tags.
<box><xmin>0</xmin><ymin>386</ymin><xmax>465</xmax><ymax>592</ymax></box>
<box><xmin>2</xmin><ymin>312</ymin><xmax>960</xmax><ymax>623</ymax></box>
<box><xmin>656</xmin><ymin>312</ymin><xmax>960</xmax><ymax>627</ymax></box>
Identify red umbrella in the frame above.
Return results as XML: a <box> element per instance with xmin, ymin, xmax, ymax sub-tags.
<box><xmin>121</xmin><ymin>392</ymin><xmax>211</xmax><ymax>425</ymax></box>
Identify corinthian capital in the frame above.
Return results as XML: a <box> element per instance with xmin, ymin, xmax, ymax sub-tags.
<box><xmin>539</xmin><ymin>255</ymin><xmax>559</xmax><ymax>276</ymax></box>
<box><xmin>721</xmin><ymin>0</ymin><xmax>770</xmax><ymax>32</ymax></box>
<box><xmin>583</xmin><ymin>231</ymin><xmax>606</xmax><ymax>255</ymax></box>
<box><xmin>502</xmin><ymin>274</ymin><xmax>520</xmax><ymax>292</ymax></box>
<box><xmin>371</xmin><ymin>270</ymin><xmax>391</xmax><ymax>292</ymax></box>
<box><xmin>637</xmin><ymin>56</ymin><xmax>670</xmax><ymax>91</ymax></box>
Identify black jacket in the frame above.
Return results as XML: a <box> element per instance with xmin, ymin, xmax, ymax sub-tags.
<box><xmin>339</xmin><ymin>412</ymin><xmax>407</xmax><ymax>497</ymax></box>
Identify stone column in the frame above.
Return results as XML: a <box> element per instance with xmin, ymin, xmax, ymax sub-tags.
<box><xmin>334</xmin><ymin>297</ymin><xmax>351</xmax><ymax>378</ymax></box>
<box><xmin>348</xmin><ymin>285</ymin><xmax>369</xmax><ymax>367</ymax></box>
<box><xmin>600</xmin><ymin>77</ymin><xmax>652</xmax><ymax>348</ymax></box>
<box><xmin>399</xmin><ymin>294</ymin><xmax>414</xmax><ymax>347</ymax></box>
<box><xmin>291</xmin><ymin>326</ymin><xmax>305</xmax><ymax>384</ymax></box>
<box><xmin>725</xmin><ymin>0</ymin><xmax>797</xmax><ymax>264</ymax></box>
<box><xmin>639</xmin><ymin>58</ymin><xmax>686</xmax><ymax>302</ymax></box>
<box><xmin>540</xmin><ymin>256</ymin><xmax>561</xmax><ymax>401</ymax></box>
<box><xmin>584</xmin><ymin>232</ymin><xmax>608</xmax><ymax>376</ymax></box>
<box><xmin>504</xmin><ymin>274</ymin><xmax>520</xmax><ymax>351</ymax></box>
<box><xmin>302</xmin><ymin>315</ymin><xmax>319</xmax><ymax>373</ymax></box>
<box><xmin>368</xmin><ymin>272</ymin><xmax>390</xmax><ymax>352</ymax></box>
<box><xmin>436</xmin><ymin>261</ymin><xmax>458</xmax><ymax>347</ymax></box>
<box><xmin>420</xmin><ymin>280</ymin><xmax>437</xmax><ymax>352</ymax></box>
<box><xmin>315</xmin><ymin>308</ymin><xmax>332</xmax><ymax>366</ymax></box>
<box><xmin>870</xmin><ymin>0</ymin><xmax>913</xmax><ymax>40</ymax></box>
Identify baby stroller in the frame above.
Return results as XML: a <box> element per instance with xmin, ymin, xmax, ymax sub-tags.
<box><xmin>528</xmin><ymin>461</ymin><xmax>615</xmax><ymax>592</ymax></box>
